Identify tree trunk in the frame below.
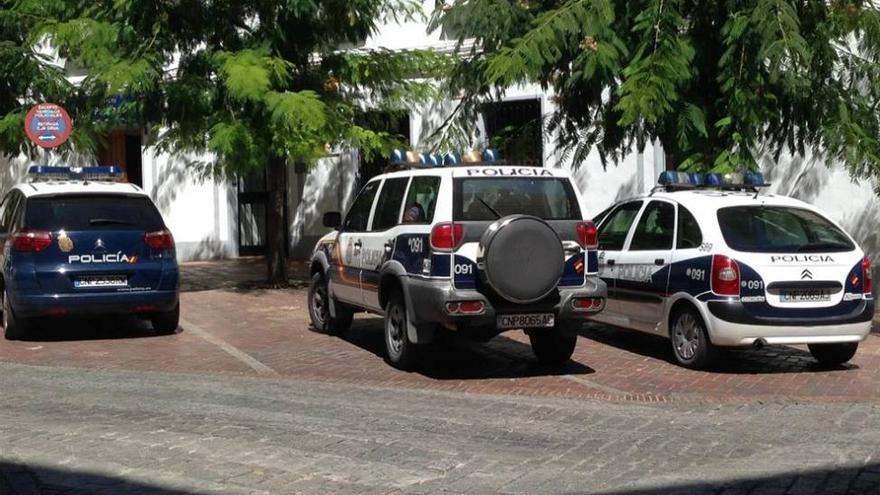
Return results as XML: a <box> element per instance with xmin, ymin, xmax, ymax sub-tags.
<box><xmin>266</xmin><ymin>156</ymin><xmax>288</xmax><ymax>286</ymax></box>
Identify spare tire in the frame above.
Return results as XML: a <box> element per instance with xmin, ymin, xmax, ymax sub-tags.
<box><xmin>479</xmin><ymin>215</ymin><xmax>564</xmax><ymax>304</ymax></box>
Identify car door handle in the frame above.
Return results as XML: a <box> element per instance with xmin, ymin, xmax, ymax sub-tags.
<box><xmin>654</xmin><ymin>258</ymin><xmax>665</xmax><ymax>266</ymax></box>
<box><xmin>384</xmin><ymin>241</ymin><xmax>394</xmax><ymax>254</ymax></box>
<box><xmin>606</xmin><ymin>259</ymin><xmax>616</xmax><ymax>266</ymax></box>
<box><xmin>354</xmin><ymin>240</ymin><xmax>362</xmax><ymax>249</ymax></box>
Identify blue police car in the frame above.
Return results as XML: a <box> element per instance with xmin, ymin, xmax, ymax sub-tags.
<box><xmin>1</xmin><ymin>166</ymin><xmax>179</xmax><ymax>339</ymax></box>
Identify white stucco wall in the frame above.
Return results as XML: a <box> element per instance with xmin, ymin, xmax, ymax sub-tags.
<box><xmin>0</xmin><ymin>144</ymin><xmax>237</xmax><ymax>262</ymax></box>
<box><xmin>141</xmin><ymin>147</ymin><xmax>237</xmax><ymax>261</ymax></box>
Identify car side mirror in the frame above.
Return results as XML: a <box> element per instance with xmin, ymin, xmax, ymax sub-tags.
<box><xmin>323</xmin><ymin>211</ymin><xmax>342</xmax><ymax>229</ymax></box>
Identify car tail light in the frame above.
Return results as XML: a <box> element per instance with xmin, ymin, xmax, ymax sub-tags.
<box><xmin>711</xmin><ymin>254</ymin><xmax>740</xmax><ymax>296</ymax></box>
<box><xmin>145</xmin><ymin>230</ymin><xmax>175</xmax><ymax>250</ymax></box>
<box><xmin>430</xmin><ymin>223</ymin><xmax>463</xmax><ymax>251</ymax></box>
<box><xmin>571</xmin><ymin>297</ymin><xmax>605</xmax><ymax>312</ymax></box>
<box><xmin>445</xmin><ymin>300</ymin><xmax>485</xmax><ymax>315</ymax></box>
<box><xmin>12</xmin><ymin>230</ymin><xmax>52</xmax><ymax>253</ymax></box>
<box><xmin>862</xmin><ymin>256</ymin><xmax>873</xmax><ymax>294</ymax></box>
<box><xmin>459</xmin><ymin>301</ymin><xmax>484</xmax><ymax>314</ymax></box>
<box><xmin>576</xmin><ymin>221</ymin><xmax>598</xmax><ymax>248</ymax></box>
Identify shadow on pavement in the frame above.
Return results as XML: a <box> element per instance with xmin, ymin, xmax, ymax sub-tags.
<box><xmin>179</xmin><ymin>257</ymin><xmax>310</xmax><ymax>293</ymax></box>
<box><xmin>580</xmin><ymin>323</ymin><xmax>858</xmax><ymax>374</ymax></box>
<box><xmin>335</xmin><ymin>318</ymin><xmax>596</xmax><ymax>379</ymax></box>
<box><xmin>578</xmin><ymin>462</ymin><xmax>880</xmax><ymax>495</ymax></box>
<box><xmin>9</xmin><ymin>316</ymin><xmax>174</xmax><ymax>342</ymax></box>
<box><xmin>0</xmin><ymin>461</ymin><xmax>209</xmax><ymax>495</ymax></box>
<box><xmin>3</xmin><ymin>460</ymin><xmax>878</xmax><ymax>495</ymax></box>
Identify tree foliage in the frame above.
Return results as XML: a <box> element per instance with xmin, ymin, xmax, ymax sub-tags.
<box><xmin>1</xmin><ymin>0</ymin><xmax>452</xmax><ymax>176</ymax></box>
<box><xmin>1</xmin><ymin>0</ymin><xmax>452</xmax><ymax>284</ymax></box>
<box><xmin>433</xmin><ymin>0</ymin><xmax>880</xmax><ymax>178</ymax></box>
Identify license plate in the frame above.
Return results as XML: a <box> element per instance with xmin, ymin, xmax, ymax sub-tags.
<box><xmin>74</xmin><ymin>275</ymin><xmax>128</xmax><ymax>288</ymax></box>
<box><xmin>779</xmin><ymin>288</ymin><xmax>831</xmax><ymax>302</ymax></box>
<box><xmin>497</xmin><ymin>313</ymin><xmax>555</xmax><ymax>329</ymax></box>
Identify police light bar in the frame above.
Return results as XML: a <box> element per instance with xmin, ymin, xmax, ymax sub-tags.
<box><xmin>390</xmin><ymin>149</ymin><xmax>503</xmax><ymax>168</ymax></box>
<box><xmin>658</xmin><ymin>171</ymin><xmax>769</xmax><ymax>190</ymax></box>
<box><xmin>28</xmin><ymin>165</ymin><xmax>123</xmax><ymax>182</ymax></box>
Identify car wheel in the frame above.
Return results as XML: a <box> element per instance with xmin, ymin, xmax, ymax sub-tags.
<box><xmin>670</xmin><ymin>306</ymin><xmax>716</xmax><ymax>369</ymax></box>
<box><xmin>3</xmin><ymin>289</ymin><xmax>29</xmax><ymax>340</ymax></box>
<box><xmin>152</xmin><ymin>303</ymin><xmax>180</xmax><ymax>335</ymax></box>
<box><xmin>308</xmin><ymin>272</ymin><xmax>353</xmax><ymax>335</ymax></box>
<box><xmin>808</xmin><ymin>343</ymin><xmax>858</xmax><ymax>366</ymax></box>
<box><xmin>384</xmin><ymin>292</ymin><xmax>419</xmax><ymax>370</ymax></box>
<box><xmin>529</xmin><ymin>321</ymin><xmax>578</xmax><ymax>365</ymax></box>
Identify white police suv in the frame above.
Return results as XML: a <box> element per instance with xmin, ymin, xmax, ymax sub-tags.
<box><xmin>590</xmin><ymin>171</ymin><xmax>873</xmax><ymax>369</ymax></box>
<box><xmin>308</xmin><ymin>151</ymin><xmax>606</xmax><ymax>369</ymax></box>
<box><xmin>1</xmin><ymin>166</ymin><xmax>179</xmax><ymax>340</ymax></box>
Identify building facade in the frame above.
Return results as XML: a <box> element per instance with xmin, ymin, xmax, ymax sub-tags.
<box><xmin>3</xmin><ymin>0</ymin><xmax>879</xmax><ymax>270</ymax></box>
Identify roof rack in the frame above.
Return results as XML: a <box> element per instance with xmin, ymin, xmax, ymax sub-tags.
<box><xmin>652</xmin><ymin>171</ymin><xmax>771</xmax><ymax>194</ymax></box>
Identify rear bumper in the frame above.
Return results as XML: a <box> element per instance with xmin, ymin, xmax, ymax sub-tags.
<box><xmin>11</xmin><ymin>290</ymin><xmax>179</xmax><ymax>318</ymax></box>
<box><xmin>704</xmin><ymin>299</ymin><xmax>873</xmax><ymax>347</ymax></box>
<box><xmin>406</xmin><ymin>276</ymin><xmax>607</xmax><ymax>330</ymax></box>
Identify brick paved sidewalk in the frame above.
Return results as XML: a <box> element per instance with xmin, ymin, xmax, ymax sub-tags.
<box><xmin>0</xmin><ymin>257</ymin><xmax>877</xmax><ymax>404</ymax></box>
<box><xmin>180</xmin><ymin>257</ymin><xmax>311</xmax><ymax>292</ymax></box>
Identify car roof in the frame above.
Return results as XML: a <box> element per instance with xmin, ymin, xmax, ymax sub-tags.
<box><xmin>628</xmin><ymin>189</ymin><xmax>815</xmax><ymax>212</ymax></box>
<box><xmin>13</xmin><ymin>181</ymin><xmax>149</xmax><ymax>199</ymax></box>
<box><xmin>372</xmin><ymin>165</ymin><xmax>571</xmax><ymax>181</ymax></box>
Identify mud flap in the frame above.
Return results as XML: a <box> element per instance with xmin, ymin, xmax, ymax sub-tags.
<box><xmin>400</xmin><ymin>278</ymin><xmax>435</xmax><ymax>344</ymax></box>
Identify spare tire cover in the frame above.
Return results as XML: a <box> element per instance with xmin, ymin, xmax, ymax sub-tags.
<box><xmin>480</xmin><ymin>215</ymin><xmax>564</xmax><ymax>304</ymax></box>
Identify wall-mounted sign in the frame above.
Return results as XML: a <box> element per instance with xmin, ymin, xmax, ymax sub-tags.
<box><xmin>24</xmin><ymin>103</ymin><xmax>72</xmax><ymax>148</ymax></box>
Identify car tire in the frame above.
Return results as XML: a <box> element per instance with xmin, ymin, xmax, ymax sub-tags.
<box><xmin>308</xmin><ymin>272</ymin><xmax>353</xmax><ymax>335</ymax></box>
<box><xmin>529</xmin><ymin>322</ymin><xmax>578</xmax><ymax>365</ymax></box>
<box><xmin>152</xmin><ymin>303</ymin><xmax>180</xmax><ymax>335</ymax></box>
<box><xmin>808</xmin><ymin>343</ymin><xmax>858</xmax><ymax>366</ymax></box>
<box><xmin>670</xmin><ymin>306</ymin><xmax>716</xmax><ymax>369</ymax></box>
<box><xmin>3</xmin><ymin>289</ymin><xmax>29</xmax><ymax>341</ymax></box>
<box><xmin>384</xmin><ymin>292</ymin><xmax>419</xmax><ymax>370</ymax></box>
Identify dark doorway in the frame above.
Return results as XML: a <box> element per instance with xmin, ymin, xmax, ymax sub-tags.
<box><xmin>97</xmin><ymin>130</ymin><xmax>144</xmax><ymax>186</ymax></box>
<box><xmin>124</xmin><ymin>134</ymin><xmax>143</xmax><ymax>187</ymax></box>
<box><xmin>237</xmin><ymin>171</ymin><xmax>289</xmax><ymax>257</ymax></box>
<box><xmin>483</xmin><ymin>99</ymin><xmax>543</xmax><ymax>167</ymax></box>
<box><xmin>238</xmin><ymin>171</ymin><xmax>269</xmax><ymax>256</ymax></box>
<box><xmin>356</xmin><ymin>111</ymin><xmax>410</xmax><ymax>190</ymax></box>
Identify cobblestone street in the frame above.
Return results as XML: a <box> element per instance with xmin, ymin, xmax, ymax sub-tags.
<box><xmin>1</xmin><ymin>259</ymin><xmax>879</xmax><ymax>494</ymax></box>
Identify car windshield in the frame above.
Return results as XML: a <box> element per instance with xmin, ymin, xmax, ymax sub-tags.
<box><xmin>717</xmin><ymin>205</ymin><xmax>854</xmax><ymax>253</ymax></box>
<box><xmin>453</xmin><ymin>177</ymin><xmax>581</xmax><ymax>221</ymax></box>
<box><xmin>26</xmin><ymin>195</ymin><xmax>165</xmax><ymax>231</ymax></box>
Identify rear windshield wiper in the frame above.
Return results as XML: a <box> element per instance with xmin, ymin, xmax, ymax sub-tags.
<box><xmin>89</xmin><ymin>218</ymin><xmax>134</xmax><ymax>226</ymax></box>
<box><xmin>477</xmin><ymin>198</ymin><xmax>501</xmax><ymax>219</ymax></box>
<box><xmin>796</xmin><ymin>241</ymin><xmax>851</xmax><ymax>252</ymax></box>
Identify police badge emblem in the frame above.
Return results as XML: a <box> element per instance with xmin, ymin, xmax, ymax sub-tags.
<box><xmin>58</xmin><ymin>232</ymin><xmax>74</xmax><ymax>253</ymax></box>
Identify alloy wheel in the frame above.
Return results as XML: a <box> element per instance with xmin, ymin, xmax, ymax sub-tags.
<box><xmin>386</xmin><ymin>303</ymin><xmax>405</xmax><ymax>359</ymax></box>
<box><xmin>673</xmin><ymin>312</ymin><xmax>700</xmax><ymax>361</ymax></box>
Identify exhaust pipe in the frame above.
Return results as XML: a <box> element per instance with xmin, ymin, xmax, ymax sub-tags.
<box><xmin>752</xmin><ymin>338</ymin><xmax>767</xmax><ymax>350</ymax></box>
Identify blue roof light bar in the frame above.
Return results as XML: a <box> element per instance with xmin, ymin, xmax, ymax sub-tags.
<box><xmin>390</xmin><ymin>149</ymin><xmax>504</xmax><ymax>168</ymax></box>
<box><xmin>28</xmin><ymin>165</ymin><xmax>123</xmax><ymax>182</ymax></box>
<box><xmin>657</xmin><ymin>170</ymin><xmax>770</xmax><ymax>191</ymax></box>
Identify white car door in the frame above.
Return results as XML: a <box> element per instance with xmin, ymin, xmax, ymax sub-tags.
<box><xmin>331</xmin><ymin>180</ymin><xmax>380</xmax><ymax>305</ymax></box>
<box><xmin>359</xmin><ymin>177</ymin><xmax>410</xmax><ymax>310</ymax></box>
<box><xmin>615</xmin><ymin>200</ymin><xmax>676</xmax><ymax>334</ymax></box>
<box><xmin>592</xmin><ymin>200</ymin><xmax>643</xmax><ymax>325</ymax></box>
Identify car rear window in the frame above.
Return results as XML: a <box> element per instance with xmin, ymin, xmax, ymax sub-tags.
<box><xmin>717</xmin><ymin>206</ymin><xmax>854</xmax><ymax>253</ymax></box>
<box><xmin>453</xmin><ymin>177</ymin><xmax>581</xmax><ymax>221</ymax></box>
<box><xmin>25</xmin><ymin>195</ymin><xmax>165</xmax><ymax>231</ymax></box>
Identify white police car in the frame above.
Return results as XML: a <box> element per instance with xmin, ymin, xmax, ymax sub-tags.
<box><xmin>589</xmin><ymin>171</ymin><xmax>873</xmax><ymax>369</ymax></box>
<box><xmin>308</xmin><ymin>150</ymin><xmax>606</xmax><ymax>369</ymax></box>
<box><xmin>1</xmin><ymin>166</ymin><xmax>179</xmax><ymax>339</ymax></box>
